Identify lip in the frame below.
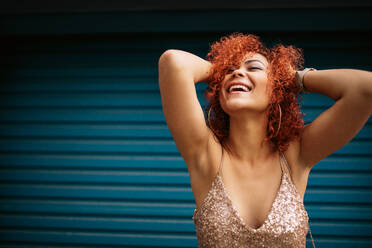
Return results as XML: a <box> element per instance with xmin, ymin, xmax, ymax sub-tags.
<box><xmin>225</xmin><ymin>81</ymin><xmax>254</xmax><ymax>93</ymax></box>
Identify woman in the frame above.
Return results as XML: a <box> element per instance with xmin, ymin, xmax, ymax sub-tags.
<box><xmin>158</xmin><ymin>33</ymin><xmax>372</xmax><ymax>247</ymax></box>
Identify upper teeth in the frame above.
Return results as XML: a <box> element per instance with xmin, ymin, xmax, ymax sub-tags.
<box><xmin>228</xmin><ymin>84</ymin><xmax>251</xmax><ymax>92</ymax></box>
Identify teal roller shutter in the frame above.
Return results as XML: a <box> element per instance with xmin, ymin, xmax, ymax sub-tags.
<box><xmin>0</xmin><ymin>9</ymin><xmax>371</xmax><ymax>247</ymax></box>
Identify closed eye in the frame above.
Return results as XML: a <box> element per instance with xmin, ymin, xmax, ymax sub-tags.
<box><xmin>226</xmin><ymin>66</ymin><xmax>262</xmax><ymax>74</ymax></box>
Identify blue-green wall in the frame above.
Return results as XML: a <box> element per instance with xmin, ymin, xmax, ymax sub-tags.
<box><xmin>0</xmin><ymin>8</ymin><xmax>371</xmax><ymax>247</ymax></box>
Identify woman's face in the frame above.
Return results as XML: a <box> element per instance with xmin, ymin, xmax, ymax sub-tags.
<box><xmin>219</xmin><ymin>53</ymin><xmax>271</xmax><ymax>117</ymax></box>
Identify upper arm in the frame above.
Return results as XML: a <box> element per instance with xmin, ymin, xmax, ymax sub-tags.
<box><xmin>158</xmin><ymin>50</ymin><xmax>212</xmax><ymax>164</ymax></box>
<box><xmin>298</xmin><ymin>70</ymin><xmax>372</xmax><ymax>168</ymax></box>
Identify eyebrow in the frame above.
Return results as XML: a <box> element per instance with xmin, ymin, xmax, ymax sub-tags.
<box><xmin>244</xmin><ymin>59</ymin><xmax>266</xmax><ymax>67</ymax></box>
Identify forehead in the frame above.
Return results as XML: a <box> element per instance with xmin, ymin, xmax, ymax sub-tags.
<box><xmin>242</xmin><ymin>53</ymin><xmax>268</xmax><ymax>66</ymax></box>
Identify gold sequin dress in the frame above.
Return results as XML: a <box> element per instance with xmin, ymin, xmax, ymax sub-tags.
<box><xmin>192</xmin><ymin>150</ymin><xmax>313</xmax><ymax>247</ymax></box>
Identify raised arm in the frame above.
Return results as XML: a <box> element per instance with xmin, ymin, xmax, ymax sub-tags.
<box><xmin>298</xmin><ymin>69</ymin><xmax>372</xmax><ymax>168</ymax></box>
<box><xmin>158</xmin><ymin>49</ymin><xmax>212</xmax><ymax>166</ymax></box>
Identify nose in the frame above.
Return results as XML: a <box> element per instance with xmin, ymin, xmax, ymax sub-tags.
<box><xmin>232</xmin><ymin>68</ymin><xmax>245</xmax><ymax>78</ymax></box>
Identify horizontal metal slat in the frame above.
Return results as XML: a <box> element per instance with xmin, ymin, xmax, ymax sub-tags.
<box><xmin>306</xmin><ymin>204</ymin><xmax>372</xmax><ymax>220</ymax></box>
<box><xmin>297</xmin><ymin>157</ymin><xmax>372</xmax><ymax>171</ymax></box>
<box><xmin>0</xmin><ymin>244</ymin><xmax>123</xmax><ymax>248</ymax></box>
<box><xmin>0</xmin><ymin>154</ymin><xmax>186</xmax><ymax>170</ymax></box>
<box><xmin>1</xmin><ymin>9</ymin><xmax>372</xmax><ymax>35</ymax></box>
<box><xmin>0</xmin><ymin>77</ymin><xmax>208</xmax><ymax>93</ymax></box>
<box><xmin>0</xmin><ymin>214</ymin><xmax>195</xmax><ymax>233</ymax></box>
<box><xmin>0</xmin><ymin>67</ymin><xmax>158</xmax><ymax>77</ymax></box>
<box><xmin>307</xmin><ymin>172</ymin><xmax>372</xmax><ymax>187</ymax></box>
<box><xmin>0</xmin><ymin>199</ymin><xmax>194</xmax><ymax>217</ymax></box>
<box><xmin>1</xmin><ymin>33</ymin><xmax>370</xmax><ymax>53</ymax></box>
<box><xmin>303</xmin><ymin>109</ymin><xmax>372</xmax><ymax>124</ymax></box>
<box><xmin>0</xmin><ymin>169</ymin><xmax>190</xmax><ymax>185</ymax></box>
<box><xmin>1</xmin><ymin>52</ymin><xmax>159</xmax><ymax>68</ymax></box>
<box><xmin>301</xmin><ymin>93</ymin><xmax>334</xmax><ymax>107</ymax></box>
<box><xmin>0</xmin><ymin>138</ymin><xmax>178</xmax><ymax>154</ymax></box>
<box><xmin>0</xmin><ymin>229</ymin><xmax>197</xmax><ymax>247</ymax></box>
<box><xmin>306</xmin><ymin>239</ymin><xmax>372</xmax><ymax>248</ymax></box>
<box><xmin>310</xmin><ymin>221</ymin><xmax>372</xmax><ymax>236</ymax></box>
<box><xmin>0</xmin><ymin>108</ymin><xmax>165</xmax><ymax>122</ymax></box>
<box><xmin>0</xmin><ymin>93</ymin><xmax>206</xmax><ymax>108</ymax></box>
<box><xmin>0</xmin><ymin>34</ymin><xmax>210</xmax><ymax>52</ymax></box>
<box><xmin>0</xmin><ymin>77</ymin><xmax>160</xmax><ymax>92</ymax></box>
<box><xmin>304</xmin><ymin>188</ymin><xmax>372</xmax><ymax>203</ymax></box>
<box><xmin>0</xmin><ymin>184</ymin><xmax>194</xmax><ymax>201</ymax></box>
<box><xmin>0</xmin><ymin>124</ymin><xmax>173</xmax><ymax>138</ymax></box>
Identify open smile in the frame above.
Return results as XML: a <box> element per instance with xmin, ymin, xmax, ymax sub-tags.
<box><xmin>226</xmin><ymin>82</ymin><xmax>253</xmax><ymax>94</ymax></box>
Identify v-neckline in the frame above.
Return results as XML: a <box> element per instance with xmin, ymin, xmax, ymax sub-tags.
<box><xmin>218</xmin><ymin>155</ymin><xmax>285</xmax><ymax>231</ymax></box>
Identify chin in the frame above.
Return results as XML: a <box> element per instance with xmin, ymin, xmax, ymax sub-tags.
<box><xmin>221</xmin><ymin>100</ymin><xmax>268</xmax><ymax>116</ymax></box>
<box><xmin>222</xmin><ymin>103</ymin><xmax>254</xmax><ymax>115</ymax></box>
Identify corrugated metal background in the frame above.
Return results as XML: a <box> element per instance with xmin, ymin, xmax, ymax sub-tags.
<box><xmin>0</xmin><ymin>9</ymin><xmax>371</xmax><ymax>247</ymax></box>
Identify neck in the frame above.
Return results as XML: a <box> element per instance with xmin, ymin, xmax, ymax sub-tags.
<box><xmin>226</xmin><ymin>111</ymin><xmax>276</xmax><ymax>167</ymax></box>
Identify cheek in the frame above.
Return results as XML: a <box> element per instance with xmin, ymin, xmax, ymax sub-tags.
<box><xmin>259</xmin><ymin>78</ymin><xmax>272</xmax><ymax>96</ymax></box>
<box><xmin>255</xmin><ymin>82</ymin><xmax>272</xmax><ymax>105</ymax></box>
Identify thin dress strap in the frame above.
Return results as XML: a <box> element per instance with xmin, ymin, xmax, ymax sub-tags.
<box><xmin>218</xmin><ymin>147</ymin><xmax>224</xmax><ymax>176</ymax></box>
<box><xmin>279</xmin><ymin>151</ymin><xmax>294</xmax><ymax>184</ymax></box>
<box><xmin>279</xmin><ymin>152</ymin><xmax>316</xmax><ymax>248</ymax></box>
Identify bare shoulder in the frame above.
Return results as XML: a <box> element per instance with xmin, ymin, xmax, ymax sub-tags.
<box><xmin>283</xmin><ymin>138</ymin><xmax>312</xmax><ymax>199</ymax></box>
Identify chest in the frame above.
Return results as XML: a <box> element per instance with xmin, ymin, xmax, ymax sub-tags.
<box><xmin>221</xmin><ymin>169</ymin><xmax>283</xmax><ymax>229</ymax></box>
<box><xmin>193</xmin><ymin>174</ymin><xmax>310</xmax><ymax>248</ymax></box>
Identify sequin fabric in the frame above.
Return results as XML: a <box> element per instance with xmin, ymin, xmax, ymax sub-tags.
<box><xmin>192</xmin><ymin>151</ymin><xmax>309</xmax><ymax>248</ymax></box>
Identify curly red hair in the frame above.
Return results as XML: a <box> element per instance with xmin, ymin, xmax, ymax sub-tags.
<box><xmin>205</xmin><ymin>33</ymin><xmax>305</xmax><ymax>152</ymax></box>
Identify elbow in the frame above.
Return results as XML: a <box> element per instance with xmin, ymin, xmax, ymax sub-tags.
<box><xmin>365</xmin><ymin>87</ymin><xmax>372</xmax><ymax>114</ymax></box>
<box><xmin>158</xmin><ymin>49</ymin><xmax>181</xmax><ymax>70</ymax></box>
<box><xmin>360</xmin><ymin>71</ymin><xmax>372</xmax><ymax>97</ymax></box>
<box><xmin>356</xmin><ymin>70</ymin><xmax>372</xmax><ymax>112</ymax></box>
<box><xmin>158</xmin><ymin>49</ymin><xmax>190</xmax><ymax>88</ymax></box>
<box><xmin>158</xmin><ymin>49</ymin><xmax>172</xmax><ymax>66</ymax></box>
<box><xmin>158</xmin><ymin>50</ymin><xmax>181</xmax><ymax>84</ymax></box>
<box><xmin>158</xmin><ymin>50</ymin><xmax>175</xmax><ymax>86</ymax></box>
<box><xmin>365</xmin><ymin>74</ymin><xmax>372</xmax><ymax>99</ymax></box>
